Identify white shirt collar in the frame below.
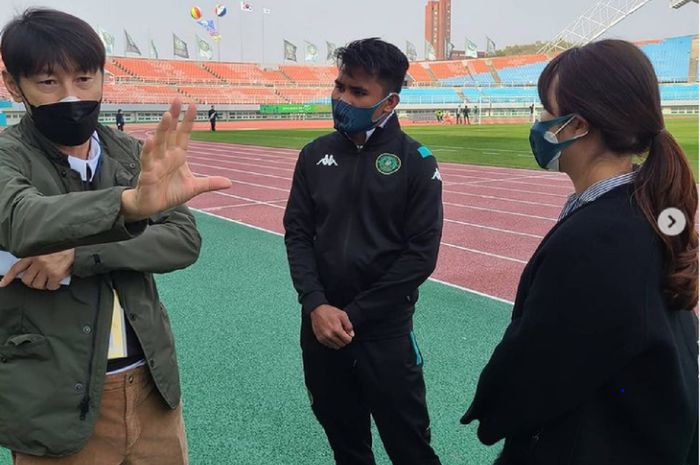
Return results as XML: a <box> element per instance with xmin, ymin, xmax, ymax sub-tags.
<box><xmin>365</xmin><ymin>110</ymin><xmax>396</xmax><ymax>141</ymax></box>
<box><xmin>66</xmin><ymin>132</ymin><xmax>101</xmax><ymax>182</ymax></box>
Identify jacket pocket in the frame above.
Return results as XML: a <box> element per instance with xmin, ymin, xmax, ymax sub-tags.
<box><xmin>0</xmin><ymin>333</ymin><xmax>51</xmax><ymax>361</ymax></box>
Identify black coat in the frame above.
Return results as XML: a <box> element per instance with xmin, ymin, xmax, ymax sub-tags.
<box><xmin>462</xmin><ymin>184</ymin><xmax>698</xmax><ymax>465</ymax></box>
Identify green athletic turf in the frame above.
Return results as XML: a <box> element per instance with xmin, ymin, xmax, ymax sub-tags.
<box><xmin>191</xmin><ymin>118</ymin><xmax>699</xmax><ymax>178</ymax></box>
<box><xmin>0</xmin><ymin>212</ymin><xmax>511</xmax><ymax>464</ymax></box>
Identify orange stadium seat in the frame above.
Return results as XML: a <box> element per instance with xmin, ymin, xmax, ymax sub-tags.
<box><xmin>279</xmin><ymin>65</ymin><xmax>336</xmax><ymax>85</ymax></box>
<box><xmin>178</xmin><ymin>86</ymin><xmax>281</xmax><ymax>104</ymax></box>
<box><xmin>103</xmin><ymin>82</ymin><xmax>182</xmax><ymax>104</ymax></box>
<box><xmin>202</xmin><ymin>63</ymin><xmax>290</xmax><ymax>85</ymax></box>
<box><xmin>427</xmin><ymin>60</ymin><xmax>469</xmax><ymax>79</ymax></box>
<box><xmin>489</xmin><ymin>54</ymin><xmax>547</xmax><ymax>70</ymax></box>
<box><xmin>466</xmin><ymin>59</ymin><xmax>491</xmax><ymax>75</ymax></box>
<box><xmin>111</xmin><ymin>57</ymin><xmax>171</xmax><ymax>81</ymax></box>
<box><xmin>407</xmin><ymin>63</ymin><xmax>435</xmax><ymax>84</ymax></box>
<box><xmin>275</xmin><ymin>86</ymin><xmax>332</xmax><ymax>103</ymax></box>
<box><xmin>164</xmin><ymin>61</ymin><xmax>220</xmax><ymax>82</ymax></box>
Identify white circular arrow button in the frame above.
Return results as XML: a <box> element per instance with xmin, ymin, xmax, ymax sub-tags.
<box><xmin>658</xmin><ymin>208</ymin><xmax>686</xmax><ymax>236</ymax></box>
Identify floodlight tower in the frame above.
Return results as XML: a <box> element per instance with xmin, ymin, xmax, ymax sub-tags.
<box><xmin>670</xmin><ymin>0</ymin><xmax>698</xmax><ymax>8</ymax></box>
<box><xmin>539</xmin><ymin>0</ymin><xmax>653</xmax><ymax>54</ymax></box>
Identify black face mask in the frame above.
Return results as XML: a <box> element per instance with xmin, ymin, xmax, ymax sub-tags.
<box><xmin>27</xmin><ymin>99</ymin><xmax>101</xmax><ymax>146</ymax></box>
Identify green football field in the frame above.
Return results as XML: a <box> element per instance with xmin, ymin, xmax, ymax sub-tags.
<box><xmin>0</xmin><ymin>214</ymin><xmax>509</xmax><ymax>465</ymax></box>
<box><xmin>192</xmin><ymin>118</ymin><xmax>699</xmax><ymax>178</ymax></box>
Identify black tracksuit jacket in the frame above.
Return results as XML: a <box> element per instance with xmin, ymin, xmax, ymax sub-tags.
<box><xmin>283</xmin><ymin>115</ymin><xmax>443</xmax><ymax>339</ymax></box>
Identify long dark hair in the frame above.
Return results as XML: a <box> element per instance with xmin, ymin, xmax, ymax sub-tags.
<box><xmin>538</xmin><ymin>39</ymin><xmax>698</xmax><ymax>310</ymax></box>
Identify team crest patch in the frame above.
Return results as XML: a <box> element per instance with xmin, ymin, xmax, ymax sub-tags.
<box><xmin>376</xmin><ymin>153</ymin><xmax>401</xmax><ymax>175</ymax></box>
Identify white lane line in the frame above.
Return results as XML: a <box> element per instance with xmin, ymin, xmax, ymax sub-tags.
<box><xmin>194</xmin><ymin>209</ymin><xmax>516</xmax><ymax>306</ymax></box>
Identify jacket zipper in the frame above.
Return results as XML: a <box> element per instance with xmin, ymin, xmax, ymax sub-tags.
<box><xmin>79</xmin><ymin>171</ymin><xmax>99</xmax><ymax>420</ymax></box>
<box><xmin>340</xmin><ymin>140</ymin><xmax>364</xmax><ymax>268</ymax></box>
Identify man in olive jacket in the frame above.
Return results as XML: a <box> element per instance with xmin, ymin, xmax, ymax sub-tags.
<box><xmin>0</xmin><ymin>9</ymin><xmax>231</xmax><ymax>465</ymax></box>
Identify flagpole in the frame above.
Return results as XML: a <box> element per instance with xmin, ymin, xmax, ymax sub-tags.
<box><xmin>262</xmin><ymin>9</ymin><xmax>266</xmax><ymax>65</ymax></box>
<box><xmin>240</xmin><ymin>12</ymin><xmax>244</xmax><ymax>62</ymax></box>
<box><xmin>216</xmin><ymin>17</ymin><xmax>221</xmax><ymax>62</ymax></box>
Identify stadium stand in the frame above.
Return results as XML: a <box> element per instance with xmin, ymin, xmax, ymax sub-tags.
<box><xmin>279</xmin><ymin>65</ymin><xmax>336</xmax><ymax>85</ymax></box>
<box><xmin>428</xmin><ymin>61</ymin><xmax>470</xmax><ymax>80</ymax></box>
<box><xmin>659</xmin><ymin>83</ymin><xmax>699</xmax><ymax>100</ymax></box>
<box><xmin>202</xmin><ymin>62</ymin><xmax>289</xmax><ymax>85</ymax></box>
<box><xmin>638</xmin><ymin>35</ymin><xmax>694</xmax><ymax>82</ymax></box>
<box><xmin>276</xmin><ymin>87</ymin><xmax>333</xmax><ymax>104</ymax></box>
<box><xmin>399</xmin><ymin>87</ymin><xmax>461</xmax><ymax>104</ymax></box>
<box><xmin>0</xmin><ymin>35</ymin><xmax>696</xmax><ymax>107</ymax></box>
<box><xmin>407</xmin><ymin>62</ymin><xmax>436</xmax><ymax>84</ymax></box>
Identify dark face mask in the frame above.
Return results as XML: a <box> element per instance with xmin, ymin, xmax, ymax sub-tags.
<box><xmin>26</xmin><ymin>96</ymin><xmax>101</xmax><ymax>146</ymax></box>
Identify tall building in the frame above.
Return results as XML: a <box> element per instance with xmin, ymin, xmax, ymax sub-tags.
<box><xmin>424</xmin><ymin>0</ymin><xmax>451</xmax><ymax>60</ymax></box>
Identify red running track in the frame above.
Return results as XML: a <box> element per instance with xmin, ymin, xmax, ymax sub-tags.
<box><xmin>130</xmin><ymin>128</ymin><xmax>572</xmax><ymax>304</ymax></box>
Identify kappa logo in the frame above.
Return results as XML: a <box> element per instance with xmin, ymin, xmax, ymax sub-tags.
<box><xmin>317</xmin><ymin>154</ymin><xmax>338</xmax><ymax>167</ymax></box>
<box><xmin>432</xmin><ymin>168</ymin><xmax>442</xmax><ymax>181</ymax></box>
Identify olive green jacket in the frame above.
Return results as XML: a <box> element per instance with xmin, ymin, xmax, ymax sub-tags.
<box><xmin>0</xmin><ymin>116</ymin><xmax>201</xmax><ymax>456</ymax></box>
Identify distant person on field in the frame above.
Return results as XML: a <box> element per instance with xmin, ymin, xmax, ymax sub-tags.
<box><xmin>456</xmin><ymin>105</ymin><xmax>463</xmax><ymax>124</ymax></box>
<box><xmin>115</xmin><ymin>108</ymin><xmax>124</xmax><ymax>131</ymax></box>
<box><xmin>208</xmin><ymin>104</ymin><xmax>218</xmax><ymax>131</ymax></box>
<box><xmin>461</xmin><ymin>39</ymin><xmax>698</xmax><ymax>465</ymax></box>
<box><xmin>464</xmin><ymin>105</ymin><xmax>470</xmax><ymax>125</ymax></box>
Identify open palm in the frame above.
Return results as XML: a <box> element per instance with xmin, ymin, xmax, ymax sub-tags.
<box><xmin>123</xmin><ymin>100</ymin><xmax>231</xmax><ymax>221</ymax></box>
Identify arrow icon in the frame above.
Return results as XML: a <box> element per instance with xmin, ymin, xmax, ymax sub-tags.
<box><xmin>658</xmin><ymin>208</ymin><xmax>686</xmax><ymax>237</ymax></box>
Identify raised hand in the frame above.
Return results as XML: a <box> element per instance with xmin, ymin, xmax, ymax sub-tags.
<box><xmin>120</xmin><ymin>99</ymin><xmax>232</xmax><ymax>222</ymax></box>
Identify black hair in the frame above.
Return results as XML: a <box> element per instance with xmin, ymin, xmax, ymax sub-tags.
<box><xmin>334</xmin><ymin>38</ymin><xmax>408</xmax><ymax>93</ymax></box>
<box><xmin>1</xmin><ymin>8</ymin><xmax>105</xmax><ymax>79</ymax></box>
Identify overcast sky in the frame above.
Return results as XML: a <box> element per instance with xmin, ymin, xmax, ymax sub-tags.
<box><xmin>1</xmin><ymin>0</ymin><xmax>697</xmax><ymax>63</ymax></box>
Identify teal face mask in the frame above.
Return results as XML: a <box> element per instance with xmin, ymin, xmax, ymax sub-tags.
<box><xmin>331</xmin><ymin>93</ymin><xmax>395</xmax><ymax>134</ymax></box>
<box><xmin>529</xmin><ymin>114</ymin><xmax>588</xmax><ymax>171</ymax></box>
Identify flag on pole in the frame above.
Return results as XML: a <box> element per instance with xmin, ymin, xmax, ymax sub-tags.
<box><xmin>197</xmin><ymin>35</ymin><xmax>213</xmax><ymax>60</ymax></box>
<box><xmin>406</xmin><ymin>41</ymin><xmax>417</xmax><ymax>61</ymax></box>
<box><xmin>445</xmin><ymin>40</ymin><xmax>455</xmax><ymax>59</ymax></box>
<box><xmin>150</xmin><ymin>40</ymin><xmax>159</xmax><ymax>59</ymax></box>
<box><xmin>124</xmin><ymin>30</ymin><xmax>141</xmax><ymax>56</ymax></box>
<box><xmin>173</xmin><ymin>34</ymin><xmax>189</xmax><ymax>59</ymax></box>
<box><xmin>326</xmin><ymin>41</ymin><xmax>336</xmax><ymax>61</ymax></box>
<box><xmin>465</xmin><ymin>38</ymin><xmax>478</xmax><ymax>58</ymax></box>
<box><xmin>486</xmin><ymin>36</ymin><xmax>496</xmax><ymax>55</ymax></box>
<box><xmin>283</xmin><ymin>40</ymin><xmax>297</xmax><ymax>62</ymax></box>
<box><xmin>262</xmin><ymin>7</ymin><xmax>271</xmax><ymax>14</ymax></box>
<box><xmin>425</xmin><ymin>40</ymin><xmax>436</xmax><ymax>61</ymax></box>
<box><xmin>98</xmin><ymin>28</ymin><xmax>115</xmax><ymax>55</ymax></box>
<box><xmin>240</xmin><ymin>1</ymin><xmax>253</xmax><ymax>12</ymax></box>
<box><xmin>197</xmin><ymin>19</ymin><xmax>222</xmax><ymax>42</ymax></box>
<box><xmin>305</xmin><ymin>42</ymin><xmax>318</xmax><ymax>62</ymax></box>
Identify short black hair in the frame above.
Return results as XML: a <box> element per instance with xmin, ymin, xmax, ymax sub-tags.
<box><xmin>1</xmin><ymin>8</ymin><xmax>105</xmax><ymax>79</ymax></box>
<box><xmin>334</xmin><ymin>38</ymin><xmax>408</xmax><ymax>94</ymax></box>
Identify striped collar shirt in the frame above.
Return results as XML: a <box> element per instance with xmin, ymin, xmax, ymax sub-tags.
<box><xmin>559</xmin><ymin>170</ymin><xmax>637</xmax><ymax>220</ymax></box>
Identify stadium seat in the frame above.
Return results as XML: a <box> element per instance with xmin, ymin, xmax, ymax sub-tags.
<box><xmin>639</xmin><ymin>35</ymin><xmax>694</xmax><ymax>82</ymax></box>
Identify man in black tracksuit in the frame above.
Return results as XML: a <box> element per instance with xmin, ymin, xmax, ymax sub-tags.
<box><xmin>284</xmin><ymin>39</ymin><xmax>443</xmax><ymax>465</ymax></box>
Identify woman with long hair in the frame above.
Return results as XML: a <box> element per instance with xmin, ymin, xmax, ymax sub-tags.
<box><xmin>461</xmin><ymin>39</ymin><xmax>698</xmax><ymax>465</ymax></box>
